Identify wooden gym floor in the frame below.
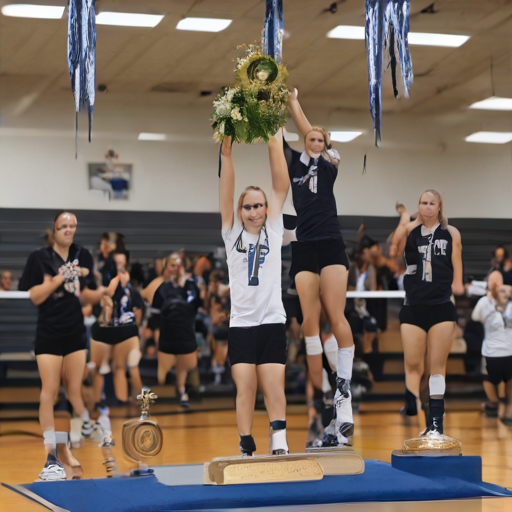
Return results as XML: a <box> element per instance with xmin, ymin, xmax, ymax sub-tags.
<box><xmin>0</xmin><ymin>400</ymin><xmax>511</xmax><ymax>512</ymax></box>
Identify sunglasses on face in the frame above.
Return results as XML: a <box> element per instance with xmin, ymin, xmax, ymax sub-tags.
<box><xmin>242</xmin><ymin>203</ymin><xmax>264</xmax><ymax>211</ymax></box>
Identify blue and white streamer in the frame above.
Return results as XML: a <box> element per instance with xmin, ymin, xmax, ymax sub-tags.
<box><xmin>262</xmin><ymin>0</ymin><xmax>284</xmax><ymax>63</ymax></box>
<box><xmin>68</xmin><ymin>0</ymin><xmax>96</xmax><ymax>153</ymax></box>
<box><xmin>366</xmin><ymin>0</ymin><xmax>413</xmax><ymax>145</ymax></box>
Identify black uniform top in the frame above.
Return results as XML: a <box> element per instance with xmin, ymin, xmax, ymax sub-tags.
<box><xmin>152</xmin><ymin>279</ymin><xmax>201</xmax><ymax>343</ymax></box>
<box><xmin>19</xmin><ymin>244</ymin><xmax>95</xmax><ymax>339</ymax></box>
<box><xmin>285</xmin><ymin>143</ymin><xmax>342</xmax><ymax>242</ymax></box>
<box><xmin>97</xmin><ymin>254</ymin><xmax>117</xmax><ymax>287</ymax></box>
<box><xmin>403</xmin><ymin>225</ymin><xmax>453</xmax><ymax>306</ymax></box>
<box><xmin>108</xmin><ymin>282</ymin><xmax>143</xmax><ymax>326</ymax></box>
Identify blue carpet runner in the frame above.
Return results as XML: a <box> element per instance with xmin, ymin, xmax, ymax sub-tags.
<box><xmin>19</xmin><ymin>458</ymin><xmax>512</xmax><ymax>511</ymax></box>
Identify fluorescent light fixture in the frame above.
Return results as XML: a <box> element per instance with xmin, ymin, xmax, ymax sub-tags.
<box><xmin>330</xmin><ymin>131</ymin><xmax>362</xmax><ymax>143</ymax></box>
<box><xmin>327</xmin><ymin>25</ymin><xmax>365</xmax><ymax>40</ymax></box>
<box><xmin>327</xmin><ymin>25</ymin><xmax>470</xmax><ymax>47</ymax></box>
<box><xmin>408</xmin><ymin>32</ymin><xmax>469</xmax><ymax>47</ymax></box>
<box><xmin>96</xmin><ymin>12</ymin><xmax>164</xmax><ymax>28</ymax></box>
<box><xmin>469</xmin><ymin>97</ymin><xmax>512</xmax><ymax>111</ymax></box>
<box><xmin>465</xmin><ymin>132</ymin><xmax>512</xmax><ymax>144</ymax></box>
<box><xmin>283</xmin><ymin>129</ymin><xmax>299</xmax><ymax>142</ymax></box>
<box><xmin>1</xmin><ymin>4</ymin><xmax>65</xmax><ymax>19</ymax></box>
<box><xmin>176</xmin><ymin>17</ymin><xmax>232</xmax><ymax>32</ymax></box>
<box><xmin>138</xmin><ymin>133</ymin><xmax>166</xmax><ymax>141</ymax></box>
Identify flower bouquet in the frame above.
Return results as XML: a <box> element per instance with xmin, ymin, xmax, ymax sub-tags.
<box><xmin>211</xmin><ymin>44</ymin><xmax>290</xmax><ymax>144</ymax></box>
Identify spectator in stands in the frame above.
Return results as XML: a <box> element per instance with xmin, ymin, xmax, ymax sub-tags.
<box><xmin>96</xmin><ymin>232</ymin><xmax>119</xmax><ymax>287</ymax></box>
<box><xmin>19</xmin><ymin>211</ymin><xmax>105</xmax><ymax>480</ymax></box>
<box><xmin>0</xmin><ymin>270</ymin><xmax>13</xmax><ymax>291</ymax></box>
<box><xmin>490</xmin><ymin>246</ymin><xmax>509</xmax><ymax>272</ymax></box>
<box><xmin>472</xmin><ymin>271</ymin><xmax>512</xmax><ymax>425</ymax></box>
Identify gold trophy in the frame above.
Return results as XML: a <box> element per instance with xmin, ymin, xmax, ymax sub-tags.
<box><xmin>400</xmin><ymin>430</ymin><xmax>462</xmax><ymax>456</ymax></box>
<box><xmin>122</xmin><ymin>390</ymin><xmax>163</xmax><ymax>476</ymax></box>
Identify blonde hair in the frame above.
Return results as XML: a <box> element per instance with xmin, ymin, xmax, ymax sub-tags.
<box><xmin>305</xmin><ymin>126</ymin><xmax>331</xmax><ymax>149</ymax></box>
<box><xmin>236</xmin><ymin>186</ymin><xmax>268</xmax><ymax>223</ymax></box>
<box><xmin>419</xmin><ymin>189</ymin><xmax>448</xmax><ymax>229</ymax></box>
<box><xmin>163</xmin><ymin>252</ymin><xmax>182</xmax><ymax>271</ymax></box>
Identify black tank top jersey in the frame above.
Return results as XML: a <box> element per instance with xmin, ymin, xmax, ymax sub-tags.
<box><xmin>403</xmin><ymin>225</ymin><xmax>453</xmax><ymax>306</ymax></box>
<box><xmin>287</xmin><ymin>150</ymin><xmax>342</xmax><ymax>242</ymax></box>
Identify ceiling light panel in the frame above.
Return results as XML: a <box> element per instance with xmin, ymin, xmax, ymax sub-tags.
<box><xmin>96</xmin><ymin>12</ymin><xmax>164</xmax><ymax>28</ymax></box>
<box><xmin>407</xmin><ymin>32</ymin><xmax>469</xmax><ymax>47</ymax></box>
<box><xmin>327</xmin><ymin>26</ymin><xmax>470</xmax><ymax>47</ymax></box>
<box><xmin>1</xmin><ymin>4</ymin><xmax>65</xmax><ymax>19</ymax></box>
<box><xmin>138</xmin><ymin>133</ymin><xmax>167</xmax><ymax>141</ymax></box>
<box><xmin>465</xmin><ymin>132</ymin><xmax>512</xmax><ymax>144</ymax></box>
<box><xmin>176</xmin><ymin>18</ymin><xmax>232</xmax><ymax>32</ymax></box>
<box><xmin>330</xmin><ymin>131</ymin><xmax>363</xmax><ymax>142</ymax></box>
<box><xmin>469</xmin><ymin>97</ymin><xmax>512</xmax><ymax>111</ymax></box>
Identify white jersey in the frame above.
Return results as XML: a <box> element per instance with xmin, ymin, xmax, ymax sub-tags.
<box><xmin>472</xmin><ymin>296</ymin><xmax>512</xmax><ymax>357</ymax></box>
<box><xmin>223</xmin><ymin>215</ymin><xmax>286</xmax><ymax>328</ymax></box>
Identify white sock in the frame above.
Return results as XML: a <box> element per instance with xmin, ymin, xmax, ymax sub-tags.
<box><xmin>337</xmin><ymin>346</ymin><xmax>354</xmax><ymax>380</ymax></box>
<box><xmin>323</xmin><ymin>335</ymin><xmax>338</xmax><ymax>371</ymax></box>
<box><xmin>271</xmin><ymin>429</ymin><xmax>288</xmax><ymax>452</ymax></box>
<box><xmin>43</xmin><ymin>429</ymin><xmax>56</xmax><ymax>447</ymax></box>
<box><xmin>429</xmin><ymin>374</ymin><xmax>446</xmax><ymax>398</ymax></box>
<box><xmin>80</xmin><ymin>409</ymin><xmax>90</xmax><ymax>423</ymax></box>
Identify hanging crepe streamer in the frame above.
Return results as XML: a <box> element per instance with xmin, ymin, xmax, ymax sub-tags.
<box><xmin>262</xmin><ymin>0</ymin><xmax>284</xmax><ymax>64</ymax></box>
<box><xmin>68</xmin><ymin>0</ymin><xmax>96</xmax><ymax>155</ymax></box>
<box><xmin>365</xmin><ymin>0</ymin><xmax>413</xmax><ymax>146</ymax></box>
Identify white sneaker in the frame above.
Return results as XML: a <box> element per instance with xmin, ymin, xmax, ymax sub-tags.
<box><xmin>39</xmin><ymin>462</ymin><xmax>66</xmax><ymax>481</ymax></box>
<box><xmin>81</xmin><ymin>420</ymin><xmax>94</xmax><ymax>438</ymax></box>
<box><xmin>334</xmin><ymin>377</ymin><xmax>354</xmax><ymax>444</ymax></box>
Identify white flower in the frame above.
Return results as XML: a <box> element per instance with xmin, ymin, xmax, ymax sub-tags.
<box><xmin>219</xmin><ymin>122</ymin><xmax>225</xmax><ymax>134</ymax></box>
<box><xmin>213</xmin><ymin>131</ymin><xmax>222</xmax><ymax>143</ymax></box>
<box><xmin>226</xmin><ymin>88</ymin><xmax>235</xmax><ymax>101</ymax></box>
<box><xmin>231</xmin><ymin>107</ymin><xmax>243</xmax><ymax>121</ymax></box>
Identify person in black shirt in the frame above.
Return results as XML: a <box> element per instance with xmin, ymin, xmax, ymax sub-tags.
<box><xmin>90</xmin><ymin>250</ymin><xmax>143</xmax><ymax>421</ymax></box>
<box><xmin>390</xmin><ymin>192</ymin><xmax>464</xmax><ymax>437</ymax></box>
<box><xmin>152</xmin><ymin>253</ymin><xmax>201</xmax><ymax>407</ymax></box>
<box><xmin>287</xmin><ymin>88</ymin><xmax>355</xmax><ymax>448</ymax></box>
<box><xmin>19</xmin><ymin>212</ymin><xmax>105</xmax><ymax>480</ymax></box>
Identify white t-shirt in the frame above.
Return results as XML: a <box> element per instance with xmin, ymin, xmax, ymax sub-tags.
<box><xmin>222</xmin><ymin>215</ymin><xmax>286</xmax><ymax>327</ymax></box>
<box><xmin>472</xmin><ymin>296</ymin><xmax>512</xmax><ymax>357</ymax></box>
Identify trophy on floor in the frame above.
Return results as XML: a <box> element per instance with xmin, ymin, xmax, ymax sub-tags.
<box><xmin>122</xmin><ymin>389</ymin><xmax>163</xmax><ymax>476</ymax></box>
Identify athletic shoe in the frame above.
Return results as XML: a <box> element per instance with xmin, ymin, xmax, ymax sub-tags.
<box><xmin>421</xmin><ymin>415</ymin><xmax>444</xmax><ymax>436</ymax></box>
<box><xmin>178</xmin><ymin>392</ymin><xmax>190</xmax><ymax>408</ymax></box>
<box><xmin>484</xmin><ymin>403</ymin><xmax>499</xmax><ymax>418</ymax></box>
<box><xmin>322</xmin><ymin>418</ymin><xmax>350</xmax><ymax>447</ymax></box>
<box><xmin>81</xmin><ymin>420</ymin><xmax>94</xmax><ymax>438</ymax></box>
<box><xmin>500</xmin><ymin>416</ymin><xmax>512</xmax><ymax>427</ymax></box>
<box><xmin>39</xmin><ymin>461</ymin><xmax>66</xmax><ymax>481</ymax></box>
<box><xmin>239</xmin><ymin>435</ymin><xmax>256</xmax><ymax>457</ymax></box>
<box><xmin>334</xmin><ymin>377</ymin><xmax>354</xmax><ymax>442</ymax></box>
<box><xmin>306</xmin><ymin>414</ymin><xmax>323</xmax><ymax>448</ymax></box>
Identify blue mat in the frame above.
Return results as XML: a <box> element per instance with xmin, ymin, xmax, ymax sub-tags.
<box><xmin>21</xmin><ymin>459</ymin><xmax>512</xmax><ymax>511</ymax></box>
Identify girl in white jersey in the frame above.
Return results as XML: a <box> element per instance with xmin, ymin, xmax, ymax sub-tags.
<box><xmin>219</xmin><ymin>131</ymin><xmax>290</xmax><ymax>456</ymax></box>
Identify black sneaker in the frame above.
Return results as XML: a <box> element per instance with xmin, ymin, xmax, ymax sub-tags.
<box><xmin>239</xmin><ymin>435</ymin><xmax>256</xmax><ymax>457</ymax></box>
<box><xmin>422</xmin><ymin>415</ymin><xmax>444</xmax><ymax>436</ymax></box>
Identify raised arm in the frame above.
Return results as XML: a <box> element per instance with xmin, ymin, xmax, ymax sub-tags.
<box><xmin>219</xmin><ymin>136</ymin><xmax>235</xmax><ymax>232</ymax></box>
<box><xmin>267</xmin><ymin>129</ymin><xmax>290</xmax><ymax>218</ymax></box>
<box><xmin>287</xmin><ymin>88</ymin><xmax>312</xmax><ymax>140</ymax></box>
<box><xmin>389</xmin><ymin>203</ymin><xmax>417</xmax><ymax>258</ymax></box>
<box><xmin>449</xmin><ymin>226</ymin><xmax>464</xmax><ymax>296</ymax></box>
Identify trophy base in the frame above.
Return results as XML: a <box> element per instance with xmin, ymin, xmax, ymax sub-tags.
<box><xmin>400</xmin><ymin>431</ymin><xmax>462</xmax><ymax>456</ymax></box>
<box><xmin>203</xmin><ymin>449</ymin><xmax>364</xmax><ymax>485</ymax></box>
<box><xmin>130</xmin><ymin>463</ymin><xmax>154</xmax><ymax>477</ymax></box>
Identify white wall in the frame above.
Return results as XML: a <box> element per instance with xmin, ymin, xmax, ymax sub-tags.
<box><xmin>1</xmin><ymin>110</ymin><xmax>512</xmax><ymax>219</ymax></box>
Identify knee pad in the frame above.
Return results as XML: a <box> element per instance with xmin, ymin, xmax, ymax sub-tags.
<box><xmin>127</xmin><ymin>349</ymin><xmax>142</xmax><ymax>368</ymax></box>
<box><xmin>305</xmin><ymin>335</ymin><xmax>323</xmax><ymax>356</ymax></box>
<box><xmin>429</xmin><ymin>374</ymin><xmax>446</xmax><ymax>397</ymax></box>
<box><xmin>323</xmin><ymin>335</ymin><xmax>338</xmax><ymax>370</ymax></box>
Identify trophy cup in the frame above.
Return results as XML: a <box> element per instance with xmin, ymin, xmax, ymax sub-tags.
<box><xmin>122</xmin><ymin>390</ymin><xmax>163</xmax><ymax>476</ymax></box>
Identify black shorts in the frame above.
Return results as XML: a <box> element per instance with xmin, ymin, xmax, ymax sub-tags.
<box><xmin>228</xmin><ymin>323</ymin><xmax>287</xmax><ymax>366</ymax></box>
<box><xmin>91</xmin><ymin>322</ymin><xmax>139</xmax><ymax>345</ymax></box>
<box><xmin>35</xmin><ymin>333</ymin><xmax>87</xmax><ymax>357</ymax></box>
<box><xmin>485</xmin><ymin>356</ymin><xmax>512</xmax><ymax>385</ymax></box>
<box><xmin>399</xmin><ymin>302</ymin><xmax>457</xmax><ymax>333</ymax></box>
<box><xmin>158</xmin><ymin>337</ymin><xmax>197</xmax><ymax>355</ymax></box>
<box><xmin>290</xmin><ymin>237</ymin><xmax>349</xmax><ymax>280</ymax></box>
